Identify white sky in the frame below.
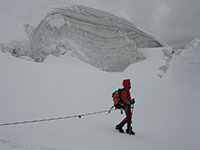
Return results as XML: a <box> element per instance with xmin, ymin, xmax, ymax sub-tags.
<box><xmin>95</xmin><ymin>0</ymin><xmax>200</xmax><ymax>48</ymax></box>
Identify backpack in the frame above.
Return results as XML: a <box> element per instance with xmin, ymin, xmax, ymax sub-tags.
<box><xmin>112</xmin><ymin>88</ymin><xmax>125</xmax><ymax>109</ymax></box>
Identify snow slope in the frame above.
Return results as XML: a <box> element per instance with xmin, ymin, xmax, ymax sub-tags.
<box><xmin>0</xmin><ymin>45</ymin><xmax>200</xmax><ymax>150</ymax></box>
<box><xmin>0</xmin><ymin>0</ymin><xmax>200</xmax><ymax>150</ymax></box>
<box><xmin>169</xmin><ymin>39</ymin><xmax>200</xmax><ymax>89</ymax></box>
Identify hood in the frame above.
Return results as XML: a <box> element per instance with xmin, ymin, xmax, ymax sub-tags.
<box><xmin>122</xmin><ymin>79</ymin><xmax>131</xmax><ymax>90</ymax></box>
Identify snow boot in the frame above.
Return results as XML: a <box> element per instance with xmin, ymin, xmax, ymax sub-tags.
<box><xmin>115</xmin><ymin>123</ymin><xmax>124</xmax><ymax>133</ymax></box>
<box><xmin>126</xmin><ymin>127</ymin><xmax>135</xmax><ymax>135</ymax></box>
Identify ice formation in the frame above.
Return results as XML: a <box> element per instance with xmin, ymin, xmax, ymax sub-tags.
<box><xmin>1</xmin><ymin>5</ymin><xmax>164</xmax><ymax>72</ymax></box>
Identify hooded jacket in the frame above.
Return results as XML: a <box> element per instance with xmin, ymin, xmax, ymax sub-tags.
<box><xmin>121</xmin><ymin>79</ymin><xmax>131</xmax><ymax>105</ymax></box>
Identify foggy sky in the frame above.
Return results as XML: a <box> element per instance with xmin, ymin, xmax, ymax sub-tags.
<box><xmin>95</xmin><ymin>0</ymin><xmax>200</xmax><ymax>48</ymax></box>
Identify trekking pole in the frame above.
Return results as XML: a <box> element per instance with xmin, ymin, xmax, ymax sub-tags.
<box><xmin>129</xmin><ymin>104</ymin><xmax>134</xmax><ymax>135</ymax></box>
<box><xmin>108</xmin><ymin>105</ymin><xmax>114</xmax><ymax>114</ymax></box>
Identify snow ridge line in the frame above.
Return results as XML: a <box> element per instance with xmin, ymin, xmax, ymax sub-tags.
<box><xmin>0</xmin><ymin>108</ymin><xmax>115</xmax><ymax>127</ymax></box>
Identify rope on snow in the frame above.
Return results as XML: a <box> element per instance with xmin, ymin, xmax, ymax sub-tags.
<box><xmin>0</xmin><ymin>108</ymin><xmax>116</xmax><ymax>127</ymax></box>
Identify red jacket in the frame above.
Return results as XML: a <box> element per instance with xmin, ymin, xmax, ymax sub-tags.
<box><xmin>121</xmin><ymin>79</ymin><xmax>131</xmax><ymax>105</ymax></box>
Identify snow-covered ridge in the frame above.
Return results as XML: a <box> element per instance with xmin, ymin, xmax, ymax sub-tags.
<box><xmin>168</xmin><ymin>39</ymin><xmax>200</xmax><ymax>88</ymax></box>
<box><xmin>184</xmin><ymin>38</ymin><xmax>200</xmax><ymax>53</ymax></box>
<box><xmin>1</xmin><ymin>5</ymin><xmax>164</xmax><ymax>72</ymax></box>
<box><xmin>158</xmin><ymin>38</ymin><xmax>200</xmax><ymax>79</ymax></box>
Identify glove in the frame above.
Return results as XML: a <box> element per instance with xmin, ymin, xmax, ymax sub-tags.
<box><xmin>130</xmin><ymin>98</ymin><xmax>135</xmax><ymax>104</ymax></box>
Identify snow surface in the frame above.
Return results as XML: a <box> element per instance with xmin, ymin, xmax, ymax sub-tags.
<box><xmin>0</xmin><ymin>45</ymin><xmax>200</xmax><ymax>150</ymax></box>
<box><xmin>0</xmin><ymin>0</ymin><xmax>200</xmax><ymax>150</ymax></box>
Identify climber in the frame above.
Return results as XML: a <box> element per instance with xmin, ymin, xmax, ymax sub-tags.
<box><xmin>115</xmin><ymin>79</ymin><xmax>135</xmax><ymax>135</ymax></box>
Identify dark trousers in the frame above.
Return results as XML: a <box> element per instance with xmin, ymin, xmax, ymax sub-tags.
<box><xmin>121</xmin><ymin>105</ymin><xmax>132</xmax><ymax>127</ymax></box>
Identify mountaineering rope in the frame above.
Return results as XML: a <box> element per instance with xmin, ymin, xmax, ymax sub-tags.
<box><xmin>0</xmin><ymin>108</ymin><xmax>116</xmax><ymax>127</ymax></box>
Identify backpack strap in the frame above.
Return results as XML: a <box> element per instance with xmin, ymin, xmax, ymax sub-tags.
<box><xmin>120</xmin><ymin>88</ymin><xmax>130</xmax><ymax>105</ymax></box>
<box><xmin>119</xmin><ymin>88</ymin><xmax>125</xmax><ymax>105</ymax></box>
